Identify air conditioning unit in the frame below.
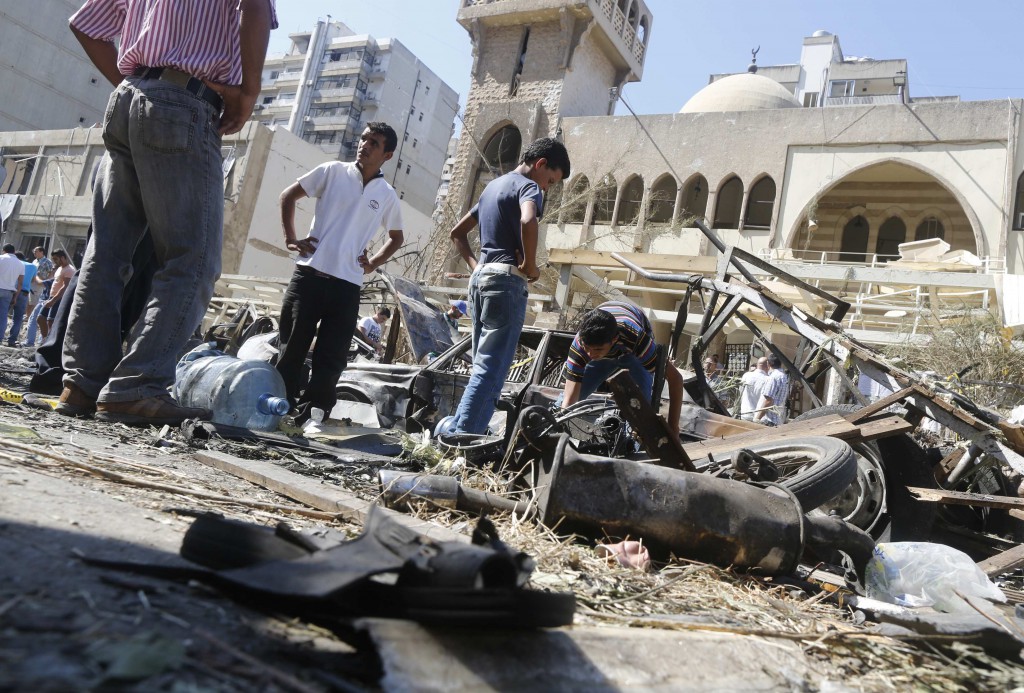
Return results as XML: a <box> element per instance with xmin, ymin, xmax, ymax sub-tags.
<box><xmin>303</xmin><ymin>115</ymin><xmax>313</xmax><ymax>123</ymax></box>
<box><xmin>253</xmin><ymin>104</ymin><xmax>264</xmax><ymax>111</ymax></box>
<box><xmin>305</xmin><ymin>79</ymin><xmax>314</xmax><ymax>86</ymax></box>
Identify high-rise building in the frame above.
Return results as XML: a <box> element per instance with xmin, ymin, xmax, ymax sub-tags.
<box><xmin>0</xmin><ymin>3</ymin><xmax>111</xmax><ymax>131</ymax></box>
<box><xmin>253</xmin><ymin>21</ymin><xmax>459</xmax><ymax>217</ymax></box>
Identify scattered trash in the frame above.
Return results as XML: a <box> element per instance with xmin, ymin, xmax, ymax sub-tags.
<box><xmin>596</xmin><ymin>540</ymin><xmax>651</xmax><ymax>571</ymax></box>
<box><xmin>865</xmin><ymin>542</ymin><xmax>1007</xmax><ymax>613</ymax></box>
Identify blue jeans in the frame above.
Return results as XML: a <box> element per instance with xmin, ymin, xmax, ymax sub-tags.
<box><xmin>7</xmin><ymin>290</ymin><xmax>28</xmax><ymax>345</ymax></box>
<box><xmin>25</xmin><ymin>298</ymin><xmax>44</xmax><ymax>346</ymax></box>
<box><xmin>0</xmin><ymin>289</ymin><xmax>13</xmax><ymax>342</ymax></box>
<box><xmin>63</xmin><ymin>75</ymin><xmax>223</xmax><ymax>402</ymax></box>
<box><xmin>450</xmin><ymin>266</ymin><xmax>528</xmax><ymax>434</ymax></box>
<box><xmin>580</xmin><ymin>353</ymin><xmax>654</xmax><ymax>402</ymax></box>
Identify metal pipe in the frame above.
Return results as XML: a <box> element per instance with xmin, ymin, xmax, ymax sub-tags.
<box><xmin>379</xmin><ymin>470</ymin><xmax>529</xmax><ymax>517</ymax></box>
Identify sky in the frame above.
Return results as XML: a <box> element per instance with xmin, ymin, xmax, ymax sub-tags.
<box><xmin>270</xmin><ymin>0</ymin><xmax>1024</xmax><ymax>117</ymax></box>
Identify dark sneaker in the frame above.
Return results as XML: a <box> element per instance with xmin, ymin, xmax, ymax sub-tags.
<box><xmin>56</xmin><ymin>384</ymin><xmax>97</xmax><ymax>417</ymax></box>
<box><xmin>96</xmin><ymin>394</ymin><xmax>211</xmax><ymax>426</ymax></box>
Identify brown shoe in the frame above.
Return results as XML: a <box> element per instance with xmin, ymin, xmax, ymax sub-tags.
<box><xmin>95</xmin><ymin>394</ymin><xmax>211</xmax><ymax>426</ymax></box>
<box><xmin>56</xmin><ymin>383</ymin><xmax>97</xmax><ymax>417</ymax></box>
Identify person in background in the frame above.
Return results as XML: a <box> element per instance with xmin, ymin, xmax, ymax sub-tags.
<box><xmin>738</xmin><ymin>356</ymin><xmax>769</xmax><ymax>421</ymax></box>
<box><xmin>25</xmin><ymin>247</ymin><xmax>54</xmax><ymax>348</ymax></box>
<box><xmin>6</xmin><ymin>252</ymin><xmax>37</xmax><ymax>346</ymax></box>
<box><xmin>58</xmin><ymin>0</ymin><xmax>277</xmax><ymax>425</ymax></box>
<box><xmin>357</xmin><ymin>306</ymin><xmax>391</xmax><ymax>357</ymax></box>
<box><xmin>40</xmin><ymin>250</ymin><xmax>74</xmax><ymax>341</ymax></box>
<box><xmin>755</xmin><ymin>353</ymin><xmax>791</xmax><ymax>426</ymax></box>
<box><xmin>0</xmin><ymin>245</ymin><xmax>24</xmax><ymax>346</ymax></box>
<box><xmin>443</xmin><ymin>300</ymin><xmax>468</xmax><ymax>337</ymax></box>
<box><xmin>445</xmin><ymin>137</ymin><xmax>570</xmax><ymax>435</ymax></box>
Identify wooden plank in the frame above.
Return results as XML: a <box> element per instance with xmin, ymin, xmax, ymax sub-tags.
<box><xmin>194</xmin><ymin>450</ymin><xmax>466</xmax><ymax>543</ymax></box>
<box><xmin>853</xmin><ymin>415</ymin><xmax>915</xmax><ymax>442</ymax></box>
<box><xmin>977</xmin><ymin>544</ymin><xmax>1024</xmax><ymax>578</ymax></box>
<box><xmin>907</xmin><ymin>486</ymin><xmax>1024</xmax><ymax>511</ymax></box>
<box><xmin>843</xmin><ymin>386</ymin><xmax>916</xmax><ymax>423</ymax></box>
<box><xmin>681</xmin><ymin>415</ymin><xmax>857</xmax><ymax>460</ymax></box>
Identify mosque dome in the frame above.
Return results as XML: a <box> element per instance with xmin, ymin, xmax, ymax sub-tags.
<box><xmin>811</xmin><ymin>29</ymin><xmax>832</xmax><ymax>37</ymax></box>
<box><xmin>680</xmin><ymin>72</ymin><xmax>801</xmax><ymax>114</ymax></box>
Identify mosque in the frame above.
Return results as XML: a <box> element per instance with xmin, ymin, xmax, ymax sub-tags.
<box><xmin>439</xmin><ymin>1</ymin><xmax>1024</xmax><ymax>368</ymax></box>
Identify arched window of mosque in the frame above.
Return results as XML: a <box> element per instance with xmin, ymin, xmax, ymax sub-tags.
<box><xmin>470</xmin><ymin>124</ymin><xmax>521</xmax><ymax>202</ymax></box>
<box><xmin>562</xmin><ymin>175</ymin><xmax>589</xmax><ymax>223</ymax></box>
<box><xmin>544</xmin><ymin>180</ymin><xmax>563</xmax><ymax>219</ymax></box>
<box><xmin>626</xmin><ymin>1</ymin><xmax>639</xmax><ymax>28</ymax></box>
<box><xmin>648</xmin><ymin>175</ymin><xmax>677</xmax><ymax>224</ymax></box>
<box><xmin>915</xmin><ymin>216</ymin><xmax>945</xmax><ymax>241</ymax></box>
<box><xmin>743</xmin><ymin>176</ymin><xmax>776</xmax><ymax>229</ymax></box>
<box><xmin>616</xmin><ymin>175</ymin><xmax>644</xmax><ymax>225</ymax></box>
<box><xmin>875</xmin><ymin>217</ymin><xmax>906</xmax><ymax>261</ymax></box>
<box><xmin>839</xmin><ymin>215</ymin><xmax>869</xmax><ymax>262</ymax></box>
<box><xmin>1014</xmin><ymin>173</ymin><xmax>1024</xmax><ymax>230</ymax></box>
<box><xmin>592</xmin><ymin>174</ymin><xmax>617</xmax><ymax>225</ymax></box>
<box><xmin>681</xmin><ymin>174</ymin><xmax>709</xmax><ymax>227</ymax></box>
<box><xmin>638</xmin><ymin>16</ymin><xmax>650</xmax><ymax>45</ymax></box>
<box><xmin>712</xmin><ymin>176</ymin><xmax>743</xmax><ymax>229</ymax></box>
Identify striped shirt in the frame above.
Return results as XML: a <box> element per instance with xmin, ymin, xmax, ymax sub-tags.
<box><xmin>564</xmin><ymin>301</ymin><xmax>658</xmax><ymax>382</ymax></box>
<box><xmin>762</xmin><ymin>368</ymin><xmax>791</xmax><ymax>425</ymax></box>
<box><xmin>70</xmin><ymin>0</ymin><xmax>278</xmax><ymax>85</ymax></box>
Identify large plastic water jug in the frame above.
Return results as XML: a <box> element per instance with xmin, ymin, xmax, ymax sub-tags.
<box><xmin>174</xmin><ymin>344</ymin><xmax>290</xmax><ymax>431</ymax></box>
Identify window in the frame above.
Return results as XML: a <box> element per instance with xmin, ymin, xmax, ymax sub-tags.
<box><xmin>802</xmin><ymin>92</ymin><xmax>819</xmax><ymax>107</ymax></box>
<box><xmin>648</xmin><ymin>175</ymin><xmax>677</xmax><ymax>224</ymax></box>
<box><xmin>562</xmin><ymin>176</ymin><xmax>590</xmax><ymax>223</ymax></box>
<box><xmin>829</xmin><ymin>80</ymin><xmax>854</xmax><ymax>97</ymax></box>
<box><xmin>510</xmin><ymin>27</ymin><xmax>530</xmax><ymax>96</ymax></box>
<box><xmin>405</xmin><ymin>165</ymin><xmax>411</xmax><ymax>175</ymax></box>
<box><xmin>418</xmin><ymin>112</ymin><xmax>423</xmax><ymax>122</ymax></box>
<box><xmin>0</xmin><ymin>157</ymin><xmax>35</xmax><ymax>195</ymax></box>
<box><xmin>412</xmin><ymin>139</ymin><xmax>418</xmax><ymax>148</ymax></box>
<box><xmin>592</xmin><ymin>174</ymin><xmax>617</xmax><ymax>224</ymax></box>
<box><xmin>915</xmin><ymin>216</ymin><xmax>945</xmax><ymax>241</ymax></box>
<box><xmin>743</xmin><ymin>176</ymin><xmax>776</xmax><ymax>229</ymax></box>
<box><xmin>1014</xmin><ymin>173</ymin><xmax>1024</xmax><ymax>230</ymax></box>
<box><xmin>403</xmin><ymin>132</ymin><xmax>409</xmax><ymax>141</ymax></box>
<box><xmin>357</xmin><ymin>79</ymin><xmax>367</xmax><ymax>93</ymax></box>
<box><xmin>262</xmin><ymin>96</ymin><xmax>274</xmax><ymax>104</ymax></box>
<box><xmin>616</xmin><ymin>175</ymin><xmax>644</xmax><ymax>225</ymax></box>
<box><xmin>712</xmin><ymin>176</ymin><xmax>743</xmax><ymax>229</ymax></box>
<box><xmin>875</xmin><ymin>217</ymin><xmax>906</xmax><ymax>261</ymax></box>
<box><xmin>839</xmin><ymin>216</ymin><xmax>869</xmax><ymax>262</ymax></box>
<box><xmin>410</xmin><ymin>105</ymin><xmax>416</xmax><ymax>114</ymax></box>
<box><xmin>681</xmin><ymin>175</ymin><xmax>709</xmax><ymax>228</ymax></box>
<box><xmin>270</xmin><ymin>71</ymin><xmax>280</xmax><ymax>80</ymax></box>
<box><xmin>425</xmin><ymin>85</ymin><xmax>430</xmax><ymax>94</ymax></box>
<box><xmin>399</xmin><ymin>191</ymin><xmax>405</xmax><ymax>199</ymax></box>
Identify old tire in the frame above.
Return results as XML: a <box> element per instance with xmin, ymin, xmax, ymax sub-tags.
<box><xmin>738</xmin><ymin>436</ymin><xmax>858</xmax><ymax>512</ymax></box>
<box><xmin>794</xmin><ymin>403</ymin><xmax>936</xmax><ymax>541</ymax></box>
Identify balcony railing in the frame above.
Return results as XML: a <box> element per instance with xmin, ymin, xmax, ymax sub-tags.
<box><xmin>757</xmin><ymin>248</ymin><xmax>1005</xmax><ymax>274</ymax></box>
<box><xmin>824</xmin><ymin>94</ymin><xmax>903</xmax><ymax>107</ymax></box>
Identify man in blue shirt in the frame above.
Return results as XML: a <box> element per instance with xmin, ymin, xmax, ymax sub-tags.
<box><xmin>7</xmin><ymin>252</ymin><xmax>37</xmax><ymax>346</ymax></box>
<box><xmin>446</xmin><ymin>138</ymin><xmax>570</xmax><ymax>434</ymax></box>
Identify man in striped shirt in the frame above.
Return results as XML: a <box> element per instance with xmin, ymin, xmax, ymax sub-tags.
<box><xmin>754</xmin><ymin>354</ymin><xmax>791</xmax><ymax>426</ymax></box>
<box><xmin>57</xmin><ymin>0</ymin><xmax>277</xmax><ymax>426</ymax></box>
<box><xmin>561</xmin><ymin>301</ymin><xmax>685</xmax><ymax>436</ymax></box>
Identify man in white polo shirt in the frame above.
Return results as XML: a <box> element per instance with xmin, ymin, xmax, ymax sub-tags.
<box><xmin>276</xmin><ymin>123</ymin><xmax>404</xmax><ymax>424</ymax></box>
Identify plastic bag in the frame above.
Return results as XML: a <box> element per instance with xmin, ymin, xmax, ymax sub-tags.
<box><xmin>865</xmin><ymin>542</ymin><xmax>1006</xmax><ymax>613</ymax></box>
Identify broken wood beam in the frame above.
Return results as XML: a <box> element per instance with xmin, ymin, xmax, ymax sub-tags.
<box><xmin>606</xmin><ymin>370</ymin><xmax>695</xmax><ymax>471</ymax></box>
<box><xmin>194</xmin><ymin>450</ymin><xmax>466</xmax><ymax>543</ymax></box>
<box><xmin>977</xmin><ymin>544</ymin><xmax>1024</xmax><ymax>578</ymax></box>
<box><xmin>843</xmin><ymin>387</ymin><xmax>916</xmax><ymax>423</ymax></box>
<box><xmin>907</xmin><ymin>487</ymin><xmax>1024</xmax><ymax>511</ymax></box>
<box><xmin>681</xmin><ymin>414</ymin><xmax>911</xmax><ymax>461</ymax></box>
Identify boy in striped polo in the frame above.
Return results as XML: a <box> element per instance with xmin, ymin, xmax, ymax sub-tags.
<box><xmin>561</xmin><ymin>301</ymin><xmax>685</xmax><ymax>436</ymax></box>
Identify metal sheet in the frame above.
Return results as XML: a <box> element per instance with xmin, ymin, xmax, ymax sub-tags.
<box><xmin>380</xmin><ymin>271</ymin><xmax>454</xmax><ymax>362</ymax></box>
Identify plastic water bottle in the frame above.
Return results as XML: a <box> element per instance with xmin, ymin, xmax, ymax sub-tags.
<box><xmin>174</xmin><ymin>344</ymin><xmax>290</xmax><ymax>431</ymax></box>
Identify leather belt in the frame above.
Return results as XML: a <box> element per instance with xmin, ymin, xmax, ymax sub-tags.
<box><xmin>297</xmin><ymin>265</ymin><xmax>338</xmax><ymax>280</ymax></box>
<box><xmin>136</xmin><ymin>67</ymin><xmax>223</xmax><ymax>112</ymax></box>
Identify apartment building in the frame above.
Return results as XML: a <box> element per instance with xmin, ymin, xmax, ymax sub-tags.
<box><xmin>254</xmin><ymin>21</ymin><xmax>459</xmax><ymax>217</ymax></box>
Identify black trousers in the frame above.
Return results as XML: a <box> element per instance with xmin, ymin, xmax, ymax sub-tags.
<box><xmin>275</xmin><ymin>268</ymin><xmax>361</xmax><ymax>416</ymax></box>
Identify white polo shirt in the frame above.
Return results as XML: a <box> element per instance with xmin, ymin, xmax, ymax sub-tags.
<box><xmin>0</xmin><ymin>253</ymin><xmax>23</xmax><ymax>292</ymax></box>
<box><xmin>296</xmin><ymin>161</ymin><xmax>404</xmax><ymax>286</ymax></box>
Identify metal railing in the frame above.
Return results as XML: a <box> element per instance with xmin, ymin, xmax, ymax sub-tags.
<box><xmin>824</xmin><ymin>94</ymin><xmax>902</xmax><ymax>107</ymax></box>
<box><xmin>757</xmin><ymin>247</ymin><xmax>1005</xmax><ymax>274</ymax></box>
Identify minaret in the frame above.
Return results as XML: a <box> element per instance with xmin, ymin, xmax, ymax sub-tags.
<box><xmin>429</xmin><ymin>0</ymin><xmax>652</xmax><ymax>276</ymax></box>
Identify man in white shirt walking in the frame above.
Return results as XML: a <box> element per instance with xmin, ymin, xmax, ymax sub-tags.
<box><xmin>738</xmin><ymin>356</ymin><xmax>769</xmax><ymax>421</ymax></box>
<box><xmin>0</xmin><ymin>245</ymin><xmax>24</xmax><ymax>345</ymax></box>
<box><xmin>755</xmin><ymin>354</ymin><xmax>791</xmax><ymax>426</ymax></box>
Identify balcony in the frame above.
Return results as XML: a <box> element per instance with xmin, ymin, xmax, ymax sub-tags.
<box><xmin>314</xmin><ymin>86</ymin><xmax>357</xmax><ymax>101</ymax></box>
<box><xmin>824</xmin><ymin>94</ymin><xmax>903</xmax><ymax>107</ymax></box>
